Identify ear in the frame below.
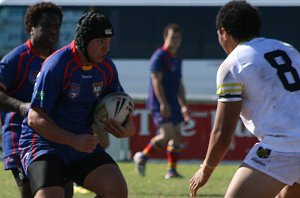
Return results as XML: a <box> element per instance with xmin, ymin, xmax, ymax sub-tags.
<box><xmin>29</xmin><ymin>27</ymin><xmax>34</xmax><ymax>36</ymax></box>
<box><xmin>219</xmin><ymin>27</ymin><xmax>230</xmax><ymax>40</ymax></box>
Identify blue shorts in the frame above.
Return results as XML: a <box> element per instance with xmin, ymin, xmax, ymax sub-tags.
<box><xmin>20</xmin><ymin>141</ymin><xmax>105</xmax><ymax>175</ymax></box>
<box><xmin>152</xmin><ymin>109</ymin><xmax>183</xmax><ymax>128</ymax></box>
<box><xmin>4</xmin><ymin>154</ymin><xmax>22</xmax><ymax>170</ymax></box>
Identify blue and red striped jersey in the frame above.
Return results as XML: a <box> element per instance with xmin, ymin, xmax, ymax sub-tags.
<box><xmin>0</xmin><ymin>40</ymin><xmax>44</xmax><ymax>158</ymax></box>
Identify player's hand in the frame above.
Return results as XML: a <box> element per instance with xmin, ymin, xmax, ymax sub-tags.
<box><xmin>105</xmin><ymin>117</ymin><xmax>135</xmax><ymax>138</ymax></box>
<box><xmin>160</xmin><ymin>103</ymin><xmax>171</xmax><ymax>118</ymax></box>
<box><xmin>181</xmin><ymin>106</ymin><xmax>191</xmax><ymax>124</ymax></box>
<box><xmin>189</xmin><ymin>167</ymin><xmax>212</xmax><ymax>197</ymax></box>
<box><xmin>70</xmin><ymin>134</ymin><xmax>99</xmax><ymax>153</ymax></box>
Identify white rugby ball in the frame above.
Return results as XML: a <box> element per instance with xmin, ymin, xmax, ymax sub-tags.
<box><xmin>93</xmin><ymin>92</ymin><xmax>134</xmax><ymax>127</ymax></box>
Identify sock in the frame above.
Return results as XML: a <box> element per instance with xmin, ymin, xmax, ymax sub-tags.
<box><xmin>166</xmin><ymin>145</ymin><xmax>181</xmax><ymax>172</ymax></box>
<box><xmin>142</xmin><ymin>138</ymin><xmax>162</xmax><ymax>160</ymax></box>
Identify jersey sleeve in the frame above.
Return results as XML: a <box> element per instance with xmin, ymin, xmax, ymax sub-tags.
<box><xmin>216</xmin><ymin>60</ymin><xmax>243</xmax><ymax>102</ymax></box>
<box><xmin>150</xmin><ymin>49</ymin><xmax>165</xmax><ymax>73</ymax></box>
<box><xmin>30</xmin><ymin>56</ymin><xmax>65</xmax><ymax>113</ymax></box>
<box><xmin>0</xmin><ymin>52</ymin><xmax>19</xmax><ymax>90</ymax></box>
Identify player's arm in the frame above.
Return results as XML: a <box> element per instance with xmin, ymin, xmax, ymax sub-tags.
<box><xmin>105</xmin><ymin>115</ymin><xmax>135</xmax><ymax>138</ymax></box>
<box><xmin>151</xmin><ymin>72</ymin><xmax>170</xmax><ymax>117</ymax></box>
<box><xmin>28</xmin><ymin>107</ymin><xmax>99</xmax><ymax>153</ymax></box>
<box><xmin>178</xmin><ymin>79</ymin><xmax>190</xmax><ymax>122</ymax></box>
<box><xmin>189</xmin><ymin>101</ymin><xmax>241</xmax><ymax>197</ymax></box>
<box><xmin>92</xmin><ymin>123</ymin><xmax>109</xmax><ymax>148</ymax></box>
<box><xmin>0</xmin><ymin>83</ymin><xmax>29</xmax><ymax>117</ymax></box>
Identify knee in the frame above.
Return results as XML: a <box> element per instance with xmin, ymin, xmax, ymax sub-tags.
<box><xmin>97</xmin><ymin>183</ymin><xmax>127</xmax><ymax>198</ymax></box>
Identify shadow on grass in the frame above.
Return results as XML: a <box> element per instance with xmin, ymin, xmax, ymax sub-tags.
<box><xmin>135</xmin><ymin>192</ymin><xmax>223</xmax><ymax>197</ymax></box>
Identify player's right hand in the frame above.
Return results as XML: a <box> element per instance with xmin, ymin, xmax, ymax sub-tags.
<box><xmin>160</xmin><ymin>103</ymin><xmax>171</xmax><ymax>118</ymax></box>
<box><xmin>189</xmin><ymin>167</ymin><xmax>212</xmax><ymax>197</ymax></box>
<box><xmin>71</xmin><ymin>134</ymin><xmax>99</xmax><ymax>153</ymax></box>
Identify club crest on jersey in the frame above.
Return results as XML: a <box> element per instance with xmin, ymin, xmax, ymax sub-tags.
<box><xmin>93</xmin><ymin>82</ymin><xmax>103</xmax><ymax>97</ymax></box>
<box><xmin>167</xmin><ymin>59</ymin><xmax>178</xmax><ymax>72</ymax></box>
<box><xmin>28</xmin><ymin>70</ymin><xmax>39</xmax><ymax>85</ymax></box>
<box><xmin>68</xmin><ymin>83</ymin><xmax>80</xmax><ymax>99</ymax></box>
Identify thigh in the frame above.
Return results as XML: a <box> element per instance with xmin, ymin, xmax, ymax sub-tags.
<box><xmin>27</xmin><ymin>154</ymin><xmax>66</xmax><ymax>197</ymax></box>
<box><xmin>84</xmin><ymin>164</ymin><xmax>127</xmax><ymax>197</ymax></box>
<box><xmin>276</xmin><ymin>183</ymin><xmax>300</xmax><ymax>198</ymax></box>
<box><xmin>66</xmin><ymin>151</ymin><xmax>117</xmax><ymax>186</ymax></box>
<box><xmin>171</xmin><ymin>123</ymin><xmax>182</xmax><ymax>144</ymax></box>
<box><xmin>159</xmin><ymin>123</ymin><xmax>174</xmax><ymax>139</ymax></box>
<box><xmin>225</xmin><ymin>164</ymin><xmax>285</xmax><ymax>198</ymax></box>
<box><xmin>67</xmin><ymin>151</ymin><xmax>126</xmax><ymax>197</ymax></box>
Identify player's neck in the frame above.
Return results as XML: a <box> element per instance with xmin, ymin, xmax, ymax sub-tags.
<box><xmin>31</xmin><ymin>41</ymin><xmax>52</xmax><ymax>58</ymax></box>
<box><xmin>163</xmin><ymin>45</ymin><xmax>177</xmax><ymax>56</ymax></box>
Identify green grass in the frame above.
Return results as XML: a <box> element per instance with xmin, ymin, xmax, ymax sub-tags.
<box><xmin>0</xmin><ymin>161</ymin><xmax>238</xmax><ymax>198</ymax></box>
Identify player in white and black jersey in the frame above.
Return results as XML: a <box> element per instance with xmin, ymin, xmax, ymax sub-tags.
<box><xmin>189</xmin><ymin>1</ymin><xmax>300</xmax><ymax>198</ymax></box>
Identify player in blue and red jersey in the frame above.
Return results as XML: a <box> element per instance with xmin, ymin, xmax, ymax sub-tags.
<box><xmin>134</xmin><ymin>23</ymin><xmax>190</xmax><ymax>179</ymax></box>
<box><xmin>0</xmin><ymin>2</ymin><xmax>68</xmax><ymax>198</ymax></box>
<box><xmin>19</xmin><ymin>11</ymin><xmax>135</xmax><ymax>198</ymax></box>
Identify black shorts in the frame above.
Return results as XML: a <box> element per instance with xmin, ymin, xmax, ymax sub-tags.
<box><xmin>27</xmin><ymin>152</ymin><xmax>116</xmax><ymax>196</ymax></box>
<box><xmin>11</xmin><ymin>167</ymin><xmax>30</xmax><ymax>187</ymax></box>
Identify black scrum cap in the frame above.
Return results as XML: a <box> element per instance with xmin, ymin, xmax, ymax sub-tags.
<box><xmin>74</xmin><ymin>12</ymin><xmax>113</xmax><ymax>62</ymax></box>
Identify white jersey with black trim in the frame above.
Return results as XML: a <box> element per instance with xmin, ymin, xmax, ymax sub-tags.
<box><xmin>216</xmin><ymin>37</ymin><xmax>300</xmax><ymax>152</ymax></box>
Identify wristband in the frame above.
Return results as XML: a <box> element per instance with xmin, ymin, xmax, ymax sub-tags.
<box><xmin>202</xmin><ymin>161</ymin><xmax>216</xmax><ymax>170</ymax></box>
<box><xmin>200</xmin><ymin>161</ymin><xmax>216</xmax><ymax>176</ymax></box>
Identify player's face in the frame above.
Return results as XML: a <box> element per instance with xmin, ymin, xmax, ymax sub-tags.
<box><xmin>30</xmin><ymin>12</ymin><xmax>61</xmax><ymax>49</ymax></box>
<box><xmin>217</xmin><ymin>28</ymin><xmax>229</xmax><ymax>54</ymax></box>
<box><xmin>217</xmin><ymin>28</ymin><xmax>238</xmax><ymax>55</ymax></box>
<box><xmin>87</xmin><ymin>37</ymin><xmax>111</xmax><ymax>63</ymax></box>
<box><xmin>164</xmin><ymin>29</ymin><xmax>181</xmax><ymax>50</ymax></box>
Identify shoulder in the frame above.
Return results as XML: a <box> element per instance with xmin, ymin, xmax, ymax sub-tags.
<box><xmin>42</xmin><ymin>45</ymin><xmax>73</xmax><ymax>74</ymax></box>
<box><xmin>151</xmin><ymin>48</ymin><xmax>166</xmax><ymax>58</ymax></box>
<box><xmin>1</xmin><ymin>43</ymin><xmax>28</xmax><ymax>63</ymax></box>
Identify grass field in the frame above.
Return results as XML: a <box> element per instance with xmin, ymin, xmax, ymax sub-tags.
<box><xmin>0</xmin><ymin>161</ymin><xmax>239</xmax><ymax>198</ymax></box>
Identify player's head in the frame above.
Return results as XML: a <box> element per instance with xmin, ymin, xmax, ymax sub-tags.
<box><xmin>74</xmin><ymin>12</ymin><xmax>114</xmax><ymax>63</ymax></box>
<box><xmin>216</xmin><ymin>0</ymin><xmax>261</xmax><ymax>42</ymax></box>
<box><xmin>162</xmin><ymin>23</ymin><xmax>182</xmax><ymax>51</ymax></box>
<box><xmin>25</xmin><ymin>2</ymin><xmax>63</xmax><ymax>49</ymax></box>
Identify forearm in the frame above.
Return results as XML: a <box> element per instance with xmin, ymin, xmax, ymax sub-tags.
<box><xmin>202</xmin><ymin>102</ymin><xmax>241</xmax><ymax>173</ymax></box>
<box><xmin>178</xmin><ymin>81</ymin><xmax>188</xmax><ymax>109</ymax></box>
<box><xmin>203</xmin><ymin>130</ymin><xmax>234</xmax><ymax>170</ymax></box>
<box><xmin>153</xmin><ymin>80</ymin><xmax>168</xmax><ymax>105</ymax></box>
<box><xmin>28</xmin><ymin>108</ymin><xmax>75</xmax><ymax>146</ymax></box>
<box><xmin>0</xmin><ymin>90</ymin><xmax>25</xmax><ymax>114</ymax></box>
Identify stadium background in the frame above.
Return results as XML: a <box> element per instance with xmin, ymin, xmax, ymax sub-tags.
<box><xmin>0</xmin><ymin>0</ymin><xmax>299</xmax><ymax>161</ymax></box>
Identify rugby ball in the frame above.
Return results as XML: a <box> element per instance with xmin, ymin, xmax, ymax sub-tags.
<box><xmin>93</xmin><ymin>92</ymin><xmax>134</xmax><ymax>127</ymax></box>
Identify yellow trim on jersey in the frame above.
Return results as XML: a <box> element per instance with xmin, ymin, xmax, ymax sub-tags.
<box><xmin>217</xmin><ymin>83</ymin><xmax>241</xmax><ymax>89</ymax></box>
<box><xmin>217</xmin><ymin>89</ymin><xmax>242</xmax><ymax>95</ymax></box>
<box><xmin>217</xmin><ymin>83</ymin><xmax>242</xmax><ymax>95</ymax></box>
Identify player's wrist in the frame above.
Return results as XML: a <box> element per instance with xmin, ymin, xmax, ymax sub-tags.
<box><xmin>200</xmin><ymin>161</ymin><xmax>216</xmax><ymax>176</ymax></box>
<box><xmin>181</xmin><ymin>106</ymin><xmax>188</xmax><ymax>113</ymax></box>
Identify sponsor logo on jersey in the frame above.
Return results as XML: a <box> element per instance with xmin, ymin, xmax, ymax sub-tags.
<box><xmin>81</xmin><ymin>74</ymin><xmax>92</xmax><ymax>79</ymax></box>
<box><xmin>93</xmin><ymin>82</ymin><xmax>103</xmax><ymax>97</ymax></box>
<box><xmin>35</xmin><ymin>90</ymin><xmax>45</xmax><ymax>101</ymax></box>
<box><xmin>68</xmin><ymin>83</ymin><xmax>80</xmax><ymax>99</ymax></box>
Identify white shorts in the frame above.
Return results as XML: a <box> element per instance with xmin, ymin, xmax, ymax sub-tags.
<box><xmin>244</xmin><ymin>143</ymin><xmax>300</xmax><ymax>185</ymax></box>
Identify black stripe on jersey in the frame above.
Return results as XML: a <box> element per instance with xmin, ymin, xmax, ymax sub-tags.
<box><xmin>219</xmin><ymin>94</ymin><xmax>241</xmax><ymax>99</ymax></box>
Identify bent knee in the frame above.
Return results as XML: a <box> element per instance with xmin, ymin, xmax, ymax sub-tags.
<box><xmin>97</xmin><ymin>184</ymin><xmax>128</xmax><ymax>198</ymax></box>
